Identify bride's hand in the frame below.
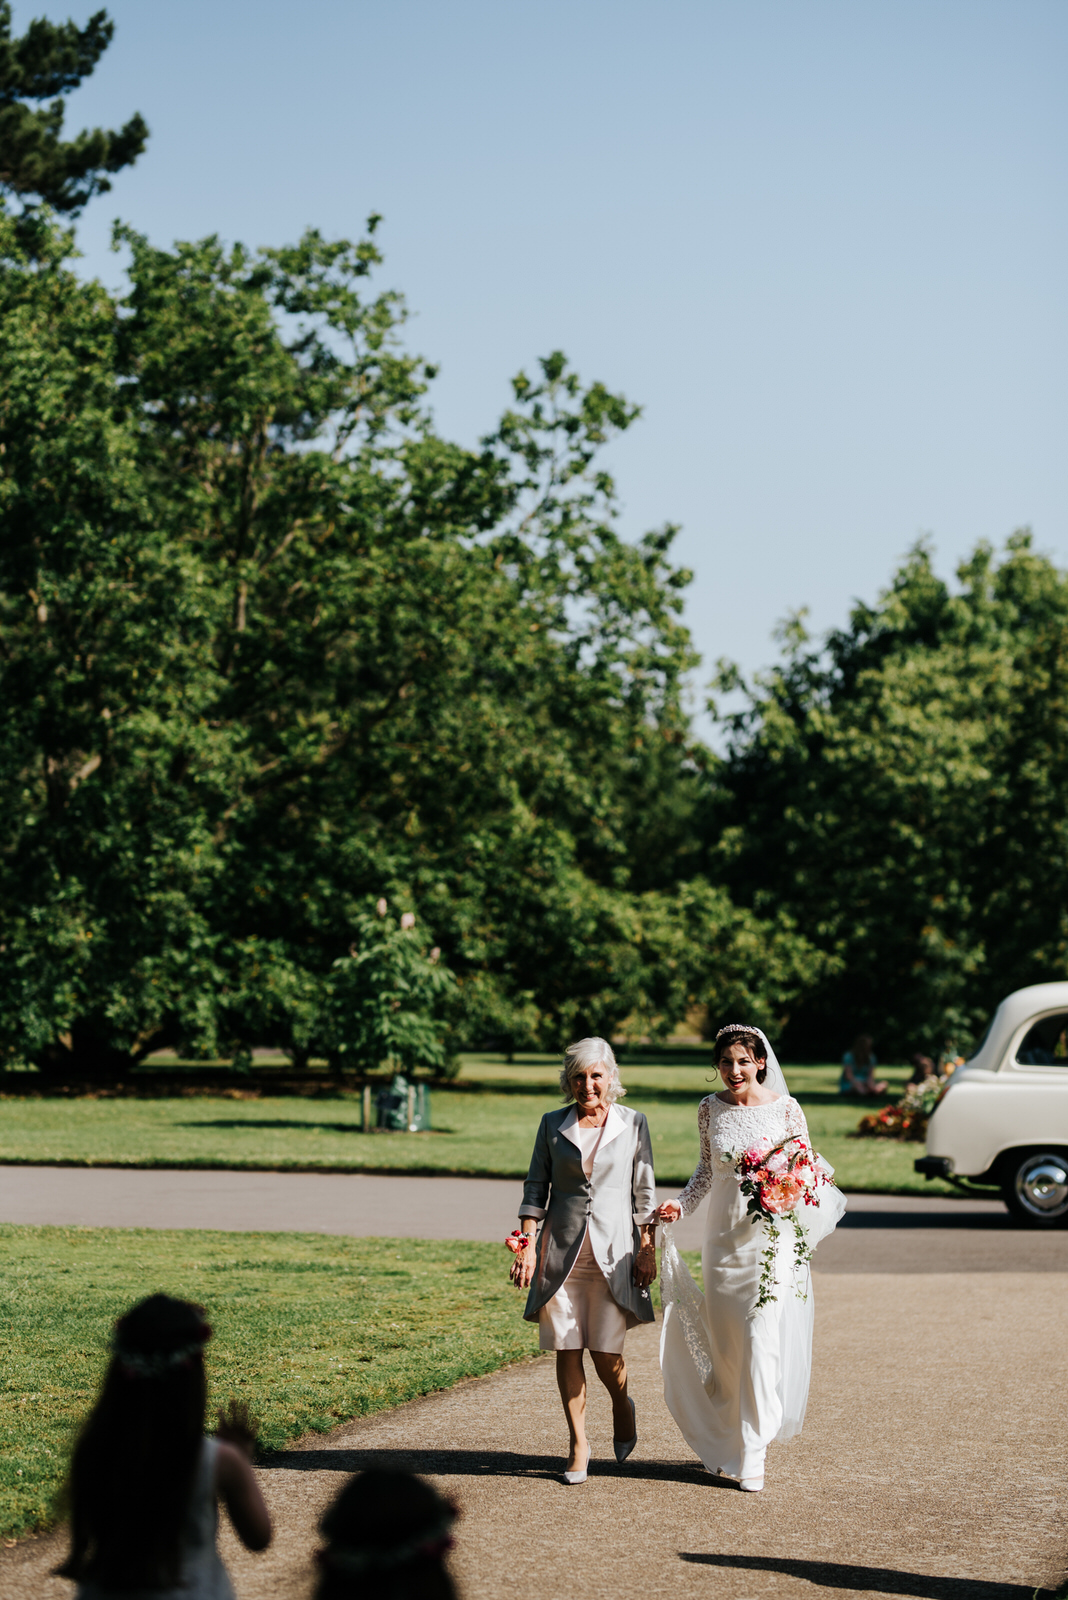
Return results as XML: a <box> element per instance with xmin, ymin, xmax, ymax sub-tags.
<box><xmin>657</xmin><ymin>1201</ymin><xmax>681</xmax><ymax>1224</ymax></box>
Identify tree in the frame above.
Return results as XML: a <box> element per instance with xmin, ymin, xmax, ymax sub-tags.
<box><xmin>324</xmin><ymin>901</ymin><xmax>455</xmax><ymax>1076</ymax></box>
<box><xmin>0</xmin><ymin>208</ymin><xmax>821</xmax><ymax>1076</ymax></box>
<box><xmin>0</xmin><ymin>211</ymin><xmax>236</xmax><ymax>1074</ymax></box>
<box><xmin>709</xmin><ymin>535</ymin><xmax>1068</xmax><ymax>1059</ymax></box>
<box><xmin>0</xmin><ymin>3</ymin><xmax>146</xmax><ymax>213</ymax></box>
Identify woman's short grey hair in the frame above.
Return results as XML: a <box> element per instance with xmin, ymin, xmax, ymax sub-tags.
<box><xmin>559</xmin><ymin>1037</ymin><xmax>626</xmax><ymax>1104</ymax></box>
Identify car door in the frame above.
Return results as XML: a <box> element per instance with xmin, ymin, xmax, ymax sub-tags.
<box><xmin>995</xmin><ymin>1009</ymin><xmax>1068</xmax><ymax>1148</ymax></box>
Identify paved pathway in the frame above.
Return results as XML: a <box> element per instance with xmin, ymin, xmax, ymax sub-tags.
<box><xmin>3</xmin><ymin>1164</ymin><xmax>1068</xmax><ymax>1271</ymax></box>
<box><xmin>6</xmin><ymin>1268</ymin><xmax>1066</xmax><ymax>1600</ymax></box>
<box><xmin>3</xmin><ymin>1170</ymin><xmax>1067</xmax><ymax>1598</ymax></box>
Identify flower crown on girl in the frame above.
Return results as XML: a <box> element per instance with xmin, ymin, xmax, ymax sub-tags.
<box><xmin>319</xmin><ymin>1510</ymin><xmax>456</xmax><ymax>1575</ymax></box>
<box><xmin>112</xmin><ymin>1319</ymin><xmax>212</xmax><ymax>1379</ymax></box>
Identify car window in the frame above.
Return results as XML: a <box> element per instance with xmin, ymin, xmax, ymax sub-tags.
<box><xmin>1015</xmin><ymin>1012</ymin><xmax>1068</xmax><ymax>1066</ymax></box>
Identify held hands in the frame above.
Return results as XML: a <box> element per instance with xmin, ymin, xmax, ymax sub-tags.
<box><xmin>657</xmin><ymin>1200</ymin><xmax>682</xmax><ymax>1224</ymax></box>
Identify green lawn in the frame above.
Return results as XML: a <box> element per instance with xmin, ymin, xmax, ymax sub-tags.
<box><xmin>0</xmin><ymin>1056</ymin><xmax>954</xmax><ymax>1196</ymax></box>
<box><xmin>0</xmin><ymin>1224</ymin><xmax>543</xmax><ymax>1541</ymax></box>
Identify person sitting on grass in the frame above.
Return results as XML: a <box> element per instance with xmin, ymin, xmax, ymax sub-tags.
<box><xmin>315</xmin><ymin>1470</ymin><xmax>459</xmax><ymax>1600</ymax></box>
<box><xmin>908</xmin><ymin>1053</ymin><xmax>938</xmax><ymax>1086</ymax></box>
<box><xmin>57</xmin><ymin>1293</ymin><xmax>271</xmax><ymax>1599</ymax></box>
<box><xmin>839</xmin><ymin>1034</ymin><xmax>889</xmax><ymax>1097</ymax></box>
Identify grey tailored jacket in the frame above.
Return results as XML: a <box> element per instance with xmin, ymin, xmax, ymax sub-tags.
<box><xmin>519</xmin><ymin>1103</ymin><xmax>657</xmax><ymax>1326</ymax></box>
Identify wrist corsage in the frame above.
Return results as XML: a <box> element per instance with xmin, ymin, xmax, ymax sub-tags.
<box><xmin>505</xmin><ymin>1229</ymin><xmax>530</xmax><ymax>1253</ymax></box>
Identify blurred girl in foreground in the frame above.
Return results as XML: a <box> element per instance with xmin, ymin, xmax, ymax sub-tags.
<box><xmin>57</xmin><ymin>1293</ymin><xmax>270</xmax><ymax>1599</ymax></box>
<box><xmin>315</xmin><ymin>1470</ymin><xmax>459</xmax><ymax>1600</ymax></box>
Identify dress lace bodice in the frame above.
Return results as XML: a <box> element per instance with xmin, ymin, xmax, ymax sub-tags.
<box><xmin>677</xmin><ymin>1093</ymin><xmax>810</xmax><ymax>1216</ymax></box>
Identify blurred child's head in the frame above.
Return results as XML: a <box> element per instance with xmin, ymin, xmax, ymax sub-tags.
<box><xmin>111</xmin><ymin>1292</ymin><xmax>211</xmax><ymax>1382</ymax></box>
<box><xmin>316</xmin><ymin>1470</ymin><xmax>459</xmax><ymax>1600</ymax></box>
<box><xmin>57</xmin><ymin>1294</ymin><xmax>212</xmax><ymax>1589</ymax></box>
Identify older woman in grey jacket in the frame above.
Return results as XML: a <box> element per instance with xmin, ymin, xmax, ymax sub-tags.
<box><xmin>511</xmin><ymin>1038</ymin><xmax>657</xmax><ymax>1484</ymax></box>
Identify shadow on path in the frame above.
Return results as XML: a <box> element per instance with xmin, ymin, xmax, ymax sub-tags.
<box><xmin>179</xmin><ymin>1119</ymin><xmax>366</xmax><ymax>1133</ymax></box>
<box><xmin>838</xmin><ymin>1212</ymin><xmax>1013</xmax><ymax>1232</ymax></box>
<box><xmin>173</xmin><ymin>1118</ymin><xmax>430</xmax><ymax>1135</ymax></box>
<box><xmin>679</xmin><ymin>1553</ymin><xmax>1057</xmax><ymax>1599</ymax></box>
<box><xmin>265</xmin><ymin>1447</ymin><xmax>729</xmax><ymax>1489</ymax></box>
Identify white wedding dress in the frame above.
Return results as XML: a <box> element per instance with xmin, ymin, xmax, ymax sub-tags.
<box><xmin>660</xmin><ymin>1086</ymin><xmax>846</xmax><ymax>1482</ymax></box>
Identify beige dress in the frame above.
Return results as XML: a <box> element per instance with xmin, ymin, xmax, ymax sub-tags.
<box><xmin>539</xmin><ymin>1124</ymin><xmax>632</xmax><ymax>1354</ymax></box>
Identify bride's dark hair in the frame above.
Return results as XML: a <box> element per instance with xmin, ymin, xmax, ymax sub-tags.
<box><xmin>715</xmin><ymin>1026</ymin><xmax>769</xmax><ymax>1085</ymax></box>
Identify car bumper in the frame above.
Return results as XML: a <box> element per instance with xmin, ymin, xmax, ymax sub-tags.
<box><xmin>914</xmin><ymin>1155</ymin><xmax>952</xmax><ymax>1180</ymax></box>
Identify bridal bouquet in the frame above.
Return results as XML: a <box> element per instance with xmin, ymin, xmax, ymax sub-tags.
<box><xmin>725</xmin><ymin>1136</ymin><xmax>832</xmax><ymax>1312</ymax></box>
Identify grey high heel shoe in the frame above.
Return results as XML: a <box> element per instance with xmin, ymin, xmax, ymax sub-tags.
<box><xmin>563</xmin><ymin>1443</ymin><xmax>591</xmax><ymax>1485</ymax></box>
<box><xmin>613</xmin><ymin>1398</ymin><xmax>637</xmax><ymax>1463</ymax></box>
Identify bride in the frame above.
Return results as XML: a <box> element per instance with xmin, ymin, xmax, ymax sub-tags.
<box><xmin>656</xmin><ymin>1023</ymin><xmax>845</xmax><ymax>1492</ymax></box>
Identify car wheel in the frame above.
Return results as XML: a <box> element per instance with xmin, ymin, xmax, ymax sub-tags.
<box><xmin>1001</xmin><ymin>1151</ymin><xmax>1068</xmax><ymax>1228</ymax></box>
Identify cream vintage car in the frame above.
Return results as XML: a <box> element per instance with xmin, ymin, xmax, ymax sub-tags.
<box><xmin>915</xmin><ymin>981</ymin><xmax>1068</xmax><ymax>1227</ymax></box>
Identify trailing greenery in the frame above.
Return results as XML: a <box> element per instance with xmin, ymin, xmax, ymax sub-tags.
<box><xmin>0</xmin><ymin>1224</ymin><xmax>542</xmax><ymax>1540</ymax></box>
<box><xmin>708</xmin><ymin>536</ymin><xmax>1068</xmax><ymax>1060</ymax></box>
<box><xmin>0</xmin><ymin>1060</ymin><xmax>949</xmax><ymax>1193</ymax></box>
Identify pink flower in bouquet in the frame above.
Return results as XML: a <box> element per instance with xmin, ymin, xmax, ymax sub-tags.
<box><xmin>762</xmin><ymin>1171</ymin><xmax>806</xmax><ymax>1214</ymax></box>
<box><xmin>743</xmin><ymin>1138</ymin><xmax>772</xmax><ymax>1171</ymax></box>
<box><xmin>766</xmin><ymin>1147</ymin><xmax>790</xmax><ymax>1174</ymax></box>
<box><xmin>761</xmin><ymin>1181</ymin><xmax>792</xmax><ymax>1214</ymax></box>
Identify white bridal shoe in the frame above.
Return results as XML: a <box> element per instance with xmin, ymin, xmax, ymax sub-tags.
<box><xmin>563</xmin><ymin>1444</ymin><xmax>592</xmax><ymax>1485</ymax></box>
<box><xmin>613</xmin><ymin>1398</ymin><xmax>638</xmax><ymax>1463</ymax></box>
<box><xmin>739</xmin><ymin>1476</ymin><xmax>764</xmax><ymax>1492</ymax></box>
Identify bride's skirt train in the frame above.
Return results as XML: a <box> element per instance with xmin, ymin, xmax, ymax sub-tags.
<box><xmin>659</xmin><ymin>1189</ymin><xmax>845</xmax><ymax>1481</ymax></box>
<box><xmin>659</xmin><ymin>1228</ymin><xmax>809</xmax><ymax>1479</ymax></box>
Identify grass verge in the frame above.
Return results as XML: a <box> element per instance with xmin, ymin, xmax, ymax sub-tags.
<box><xmin>0</xmin><ymin>1224</ymin><xmax>541</xmax><ymax>1542</ymax></box>
<box><xmin>0</xmin><ymin>1058</ymin><xmax>957</xmax><ymax>1196</ymax></box>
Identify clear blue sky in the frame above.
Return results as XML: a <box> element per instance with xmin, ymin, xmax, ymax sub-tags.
<box><xmin>18</xmin><ymin>0</ymin><xmax>1067</xmax><ymax>719</ymax></box>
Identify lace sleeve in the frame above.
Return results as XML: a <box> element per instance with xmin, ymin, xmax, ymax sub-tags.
<box><xmin>676</xmin><ymin>1098</ymin><xmax>714</xmax><ymax>1216</ymax></box>
<box><xmin>785</xmin><ymin>1096</ymin><xmax>810</xmax><ymax>1144</ymax></box>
